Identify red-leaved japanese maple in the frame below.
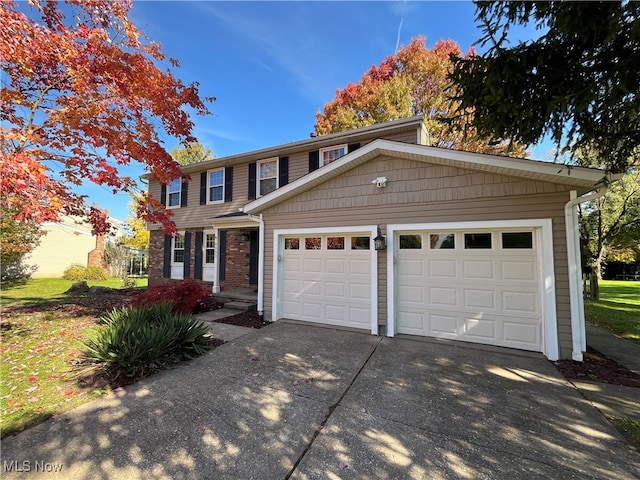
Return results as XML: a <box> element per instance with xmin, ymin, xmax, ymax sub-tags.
<box><xmin>0</xmin><ymin>0</ymin><xmax>214</xmax><ymax>235</ymax></box>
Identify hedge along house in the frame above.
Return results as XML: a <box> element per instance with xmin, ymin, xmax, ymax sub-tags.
<box><xmin>147</xmin><ymin>116</ymin><xmax>616</xmax><ymax>361</ymax></box>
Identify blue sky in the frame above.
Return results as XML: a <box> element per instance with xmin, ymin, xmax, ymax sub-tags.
<box><xmin>73</xmin><ymin>1</ymin><xmax>547</xmax><ymax>221</ymax></box>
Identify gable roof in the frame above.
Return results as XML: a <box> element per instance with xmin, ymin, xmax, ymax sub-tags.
<box><xmin>244</xmin><ymin>139</ymin><xmax>618</xmax><ymax>214</ymax></box>
<box><xmin>179</xmin><ymin>116</ymin><xmax>426</xmax><ymax>174</ymax></box>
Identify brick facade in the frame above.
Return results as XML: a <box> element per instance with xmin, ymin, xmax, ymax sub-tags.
<box><xmin>148</xmin><ymin>228</ymin><xmax>257</xmax><ymax>291</ymax></box>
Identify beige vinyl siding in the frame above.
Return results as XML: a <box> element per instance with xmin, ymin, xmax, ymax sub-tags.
<box><xmin>148</xmin><ymin>163</ymin><xmax>251</xmax><ymax>230</ymax></box>
<box><xmin>380</xmin><ymin>129</ymin><xmax>421</xmax><ymax>144</ymax></box>
<box><xmin>260</xmin><ymin>156</ymin><xmax>574</xmax><ymax>357</ymax></box>
<box><xmin>287</xmin><ymin>151</ymin><xmax>310</xmax><ymax>184</ymax></box>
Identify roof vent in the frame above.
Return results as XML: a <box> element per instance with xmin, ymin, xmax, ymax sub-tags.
<box><xmin>309</xmin><ymin>132</ymin><xmax>317</xmax><ymax>138</ymax></box>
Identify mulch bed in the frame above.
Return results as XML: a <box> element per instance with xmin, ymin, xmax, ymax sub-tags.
<box><xmin>554</xmin><ymin>346</ymin><xmax>640</xmax><ymax>388</ymax></box>
<box><xmin>214</xmin><ymin>310</ymin><xmax>270</xmax><ymax>329</ymax></box>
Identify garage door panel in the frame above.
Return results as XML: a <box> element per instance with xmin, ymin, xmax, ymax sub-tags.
<box><xmin>430</xmin><ymin>313</ymin><xmax>458</xmax><ymax>335</ymax></box>
<box><xmin>349</xmin><ymin>307</ymin><xmax>372</xmax><ymax>326</ymax></box>
<box><xmin>429</xmin><ymin>259</ymin><xmax>457</xmax><ymax>278</ymax></box>
<box><xmin>326</xmin><ymin>259</ymin><xmax>345</xmax><ymax>274</ymax></box>
<box><xmin>302</xmin><ymin>302</ymin><xmax>321</xmax><ymax>320</ymax></box>
<box><xmin>325</xmin><ymin>281</ymin><xmax>345</xmax><ymax>298</ymax></box>
<box><xmin>325</xmin><ymin>305</ymin><xmax>345</xmax><ymax>323</ymax></box>
<box><xmin>349</xmin><ymin>283</ymin><xmax>370</xmax><ymax>300</ymax></box>
<box><xmin>463</xmin><ymin>316</ymin><xmax>496</xmax><ymax>340</ymax></box>
<box><xmin>430</xmin><ymin>287</ymin><xmax>457</xmax><ymax>307</ymax></box>
<box><xmin>397</xmin><ymin>228</ymin><xmax>542</xmax><ymax>353</ymax></box>
<box><xmin>303</xmin><ymin>280</ymin><xmax>322</xmax><ymax>296</ymax></box>
<box><xmin>350</xmin><ymin>258</ymin><xmax>370</xmax><ymax>275</ymax></box>
<box><xmin>463</xmin><ymin>289</ymin><xmax>495</xmax><ymax>309</ymax></box>
<box><xmin>500</xmin><ymin>317</ymin><xmax>540</xmax><ymax>349</ymax></box>
<box><xmin>463</xmin><ymin>260</ymin><xmax>495</xmax><ymax>280</ymax></box>
<box><xmin>398</xmin><ymin>285</ymin><xmax>425</xmax><ymax>303</ymax></box>
<box><xmin>303</xmin><ymin>258</ymin><xmax>322</xmax><ymax>273</ymax></box>
<box><xmin>502</xmin><ymin>291</ymin><xmax>537</xmax><ymax>314</ymax></box>
<box><xmin>398</xmin><ymin>260</ymin><xmax>423</xmax><ymax>276</ymax></box>
<box><xmin>502</xmin><ymin>261</ymin><xmax>536</xmax><ymax>281</ymax></box>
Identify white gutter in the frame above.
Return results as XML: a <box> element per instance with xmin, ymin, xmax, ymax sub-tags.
<box><xmin>564</xmin><ymin>187</ymin><xmax>607</xmax><ymax>361</ymax></box>
<box><xmin>248</xmin><ymin>214</ymin><xmax>265</xmax><ymax>318</ymax></box>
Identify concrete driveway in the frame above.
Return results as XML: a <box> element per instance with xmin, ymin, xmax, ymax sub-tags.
<box><xmin>2</xmin><ymin>322</ymin><xmax>638</xmax><ymax>479</ymax></box>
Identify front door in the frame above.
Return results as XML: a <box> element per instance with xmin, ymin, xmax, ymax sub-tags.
<box><xmin>249</xmin><ymin>230</ymin><xmax>259</xmax><ymax>285</ymax></box>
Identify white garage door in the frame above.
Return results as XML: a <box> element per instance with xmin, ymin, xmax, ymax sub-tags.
<box><xmin>281</xmin><ymin>234</ymin><xmax>373</xmax><ymax>330</ymax></box>
<box><xmin>396</xmin><ymin>229</ymin><xmax>541</xmax><ymax>351</ymax></box>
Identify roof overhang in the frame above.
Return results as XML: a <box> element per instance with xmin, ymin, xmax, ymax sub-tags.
<box><xmin>209</xmin><ymin>213</ymin><xmax>259</xmax><ymax>229</ymax></box>
<box><xmin>244</xmin><ymin>139</ymin><xmax>619</xmax><ymax>214</ymax></box>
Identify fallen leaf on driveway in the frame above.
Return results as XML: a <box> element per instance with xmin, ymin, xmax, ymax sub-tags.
<box><xmin>196</xmin><ymin>425</ymin><xmax>207</xmax><ymax>432</ymax></box>
<box><xmin>292</xmin><ymin>380</ymin><xmax>299</xmax><ymax>386</ymax></box>
<box><xmin>251</xmin><ymin>373</ymin><xmax>260</xmax><ymax>377</ymax></box>
<box><xmin>338</xmin><ymin>461</ymin><xmax>348</xmax><ymax>470</ymax></box>
<box><xmin>360</xmin><ymin>407</ymin><xmax>367</xmax><ymax>414</ymax></box>
<box><xmin>304</xmin><ymin>377</ymin><xmax>314</xmax><ymax>384</ymax></box>
<box><xmin>251</xmin><ymin>356</ymin><xmax>259</xmax><ymax>362</ymax></box>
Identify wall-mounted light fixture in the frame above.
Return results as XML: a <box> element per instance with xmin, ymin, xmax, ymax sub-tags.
<box><xmin>241</xmin><ymin>233</ymin><xmax>250</xmax><ymax>242</ymax></box>
<box><xmin>374</xmin><ymin>227</ymin><xmax>386</xmax><ymax>250</ymax></box>
<box><xmin>371</xmin><ymin>176</ymin><xmax>388</xmax><ymax>188</ymax></box>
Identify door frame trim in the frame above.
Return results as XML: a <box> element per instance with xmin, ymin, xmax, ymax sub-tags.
<box><xmin>387</xmin><ymin>219</ymin><xmax>559</xmax><ymax>360</ymax></box>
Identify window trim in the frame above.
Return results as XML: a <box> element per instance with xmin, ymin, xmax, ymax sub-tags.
<box><xmin>206</xmin><ymin>168</ymin><xmax>225</xmax><ymax>204</ymax></box>
<box><xmin>319</xmin><ymin>144</ymin><xmax>348</xmax><ymax>167</ymax></box>
<box><xmin>167</xmin><ymin>178</ymin><xmax>182</xmax><ymax>209</ymax></box>
<box><xmin>257</xmin><ymin>157</ymin><xmax>279</xmax><ymax>197</ymax></box>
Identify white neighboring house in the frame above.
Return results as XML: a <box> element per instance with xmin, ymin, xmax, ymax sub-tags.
<box><xmin>25</xmin><ymin>215</ymin><xmax>123</xmax><ymax>278</ymax></box>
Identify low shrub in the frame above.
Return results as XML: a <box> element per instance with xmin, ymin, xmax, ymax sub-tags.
<box><xmin>130</xmin><ymin>278</ymin><xmax>211</xmax><ymax>313</ymax></box>
<box><xmin>80</xmin><ymin>302</ymin><xmax>212</xmax><ymax>379</ymax></box>
<box><xmin>63</xmin><ymin>264</ymin><xmax>107</xmax><ymax>281</ymax></box>
<box><xmin>63</xmin><ymin>263</ymin><xmax>88</xmax><ymax>281</ymax></box>
<box><xmin>85</xmin><ymin>266</ymin><xmax>108</xmax><ymax>281</ymax></box>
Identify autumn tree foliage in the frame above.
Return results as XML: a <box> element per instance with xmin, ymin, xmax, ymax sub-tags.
<box><xmin>171</xmin><ymin>141</ymin><xmax>215</xmax><ymax>166</ymax></box>
<box><xmin>315</xmin><ymin>37</ymin><xmax>525</xmax><ymax>155</ymax></box>
<box><xmin>0</xmin><ymin>0</ymin><xmax>213</xmax><ymax>236</ymax></box>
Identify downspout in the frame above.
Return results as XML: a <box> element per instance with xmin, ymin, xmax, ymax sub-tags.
<box><xmin>564</xmin><ymin>187</ymin><xmax>607</xmax><ymax>361</ymax></box>
<box><xmin>248</xmin><ymin>214</ymin><xmax>265</xmax><ymax>319</ymax></box>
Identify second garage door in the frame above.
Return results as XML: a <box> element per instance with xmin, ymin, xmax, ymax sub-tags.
<box><xmin>280</xmin><ymin>233</ymin><xmax>374</xmax><ymax>330</ymax></box>
<box><xmin>395</xmin><ymin>229</ymin><xmax>542</xmax><ymax>352</ymax></box>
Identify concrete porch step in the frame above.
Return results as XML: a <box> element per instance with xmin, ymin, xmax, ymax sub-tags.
<box><xmin>223</xmin><ymin>301</ymin><xmax>257</xmax><ymax>312</ymax></box>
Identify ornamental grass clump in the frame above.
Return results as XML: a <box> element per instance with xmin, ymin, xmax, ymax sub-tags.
<box><xmin>80</xmin><ymin>302</ymin><xmax>212</xmax><ymax>380</ymax></box>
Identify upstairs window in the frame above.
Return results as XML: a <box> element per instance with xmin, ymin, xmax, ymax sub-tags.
<box><xmin>167</xmin><ymin>178</ymin><xmax>181</xmax><ymax>208</ymax></box>
<box><xmin>207</xmin><ymin>168</ymin><xmax>224</xmax><ymax>203</ymax></box>
<box><xmin>320</xmin><ymin>144</ymin><xmax>347</xmax><ymax>166</ymax></box>
<box><xmin>257</xmin><ymin>158</ymin><xmax>278</xmax><ymax>196</ymax></box>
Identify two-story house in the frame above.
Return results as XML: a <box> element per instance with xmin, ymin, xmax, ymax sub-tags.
<box><xmin>147</xmin><ymin>116</ymin><xmax>615</xmax><ymax>362</ymax></box>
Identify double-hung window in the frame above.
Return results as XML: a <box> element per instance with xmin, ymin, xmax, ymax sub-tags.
<box><xmin>172</xmin><ymin>234</ymin><xmax>185</xmax><ymax>263</ymax></box>
<box><xmin>207</xmin><ymin>168</ymin><xmax>224</xmax><ymax>203</ymax></box>
<box><xmin>257</xmin><ymin>158</ymin><xmax>278</xmax><ymax>197</ymax></box>
<box><xmin>167</xmin><ymin>178</ymin><xmax>181</xmax><ymax>208</ymax></box>
<box><xmin>320</xmin><ymin>144</ymin><xmax>347</xmax><ymax>166</ymax></box>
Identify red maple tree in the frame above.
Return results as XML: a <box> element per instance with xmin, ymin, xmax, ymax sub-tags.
<box><xmin>0</xmin><ymin>0</ymin><xmax>214</xmax><ymax>235</ymax></box>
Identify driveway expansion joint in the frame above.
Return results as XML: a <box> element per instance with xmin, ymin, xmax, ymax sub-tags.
<box><xmin>284</xmin><ymin>336</ymin><xmax>384</xmax><ymax>479</ymax></box>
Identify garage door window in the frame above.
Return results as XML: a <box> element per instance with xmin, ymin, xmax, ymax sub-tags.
<box><xmin>327</xmin><ymin>237</ymin><xmax>345</xmax><ymax>250</ymax></box>
<box><xmin>502</xmin><ymin>232</ymin><xmax>533</xmax><ymax>249</ymax></box>
<box><xmin>285</xmin><ymin>238</ymin><xmax>299</xmax><ymax>250</ymax></box>
<box><xmin>429</xmin><ymin>233</ymin><xmax>455</xmax><ymax>249</ymax></box>
<box><xmin>351</xmin><ymin>236</ymin><xmax>370</xmax><ymax>250</ymax></box>
<box><xmin>464</xmin><ymin>233</ymin><xmax>492</xmax><ymax>249</ymax></box>
<box><xmin>399</xmin><ymin>234</ymin><xmax>422</xmax><ymax>249</ymax></box>
<box><xmin>305</xmin><ymin>237</ymin><xmax>321</xmax><ymax>250</ymax></box>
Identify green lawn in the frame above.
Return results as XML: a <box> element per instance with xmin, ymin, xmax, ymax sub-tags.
<box><xmin>0</xmin><ymin>277</ymin><xmax>147</xmax><ymax>436</ymax></box>
<box><xmin>1</xmin><ymin>277</ymin><xmax>147</xmax><ymax>306</ymax></box>
<box><xmin>584</xmin><ymin>280</ymin><xmax>640</xmax><ymax>344</ymax></box>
